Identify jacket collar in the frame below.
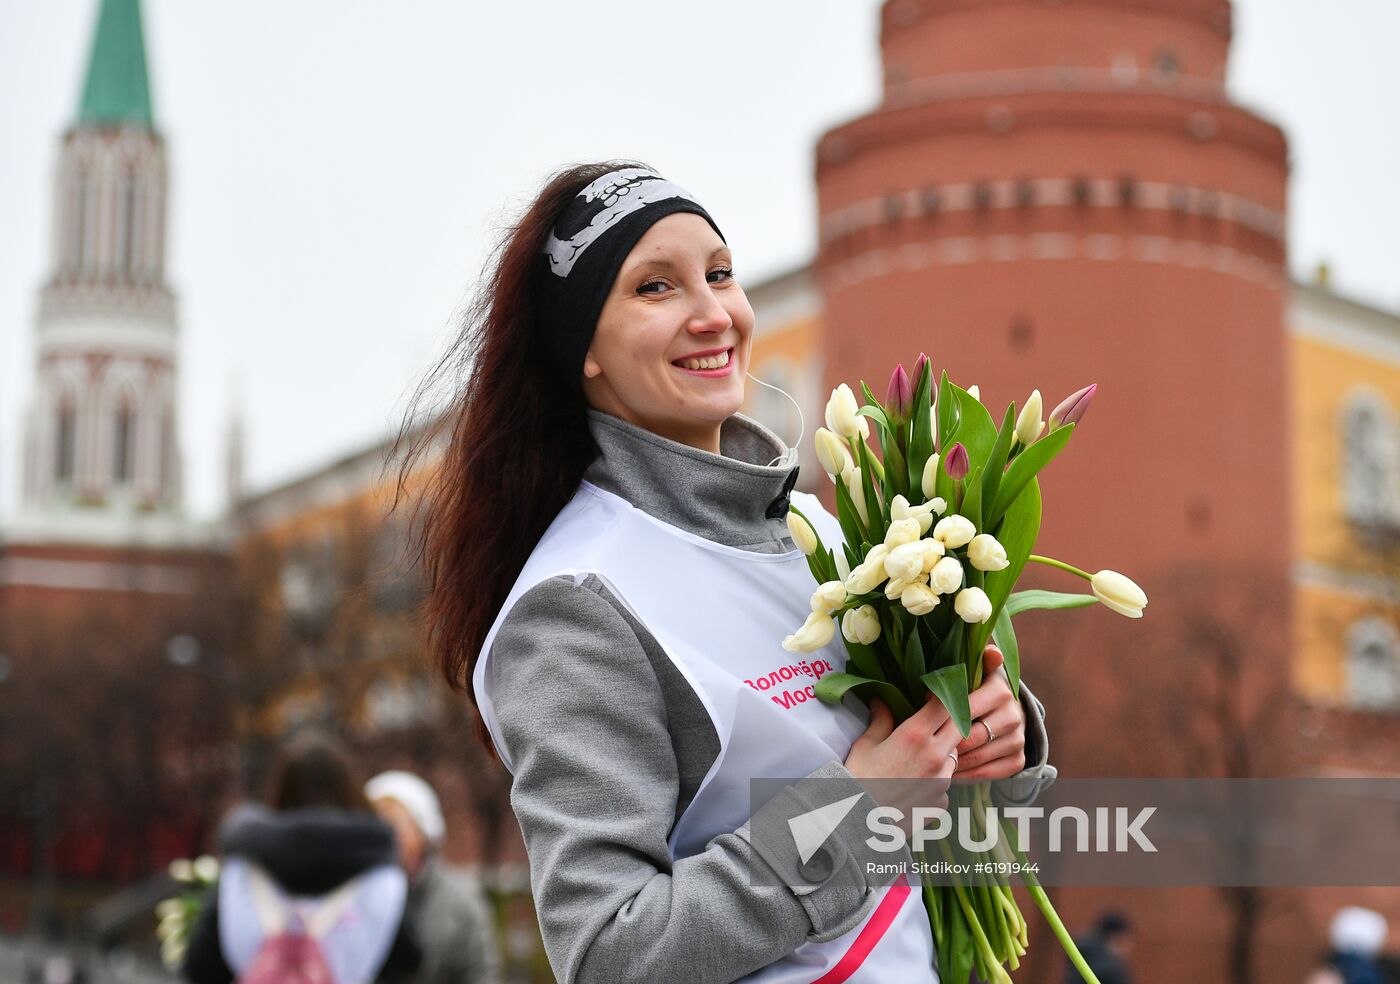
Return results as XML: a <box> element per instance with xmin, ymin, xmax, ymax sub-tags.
<box><xmin>582</xmin><ymin>409</ymin><xmax>801</xmax><ymax>553</ymax></box>
<box><xmin>217</xmin><ymin>804</ymin><xmax>397</xmax><ymax>895</ymax></box>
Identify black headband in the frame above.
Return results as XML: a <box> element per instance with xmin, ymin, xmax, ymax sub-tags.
<box><xmin>535</xmin><ymin>167</ymin><xmax>726</xmax><ymax>390</ymax></box>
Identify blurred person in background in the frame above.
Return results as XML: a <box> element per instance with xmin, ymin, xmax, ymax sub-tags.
<box><xmin>180</xmin><ymin>731</ymin><xmax>419</xmax><ymax>984</ymax></box>
<box><xmin>1311</xmin><ymin>907</ymin><xmax>1390</xmax><ymax>984</ymax></box>
<box><xmin>1063</xmin><ymin>910</ymin><xmax>1134</xmax><ymax>984</ymax></box>
<box><xmin>366</xmin><ymin>771</ymin><xmax>502</xmax><ymax>984</ymax></box>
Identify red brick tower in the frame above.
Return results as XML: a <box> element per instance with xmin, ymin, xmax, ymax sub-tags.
<box><xmin>816</xmin><ymin>3</ymin><xmax>1299</xmax><ymax>979</ymax></box>
<box><xmin>818</xmin><ymin>0</ymin><xmax>1288</xmax><ymax>581</ymax></box>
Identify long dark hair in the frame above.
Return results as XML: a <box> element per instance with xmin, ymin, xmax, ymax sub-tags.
<box><xmin>264</xmin><ymin>730</ymin><xmax>370</xmax><ymax>812</ymax></box>
<box><xmin>395</xmin><ymin>160</ymin><xmax>648</xmax><ymax>736</ymax></box>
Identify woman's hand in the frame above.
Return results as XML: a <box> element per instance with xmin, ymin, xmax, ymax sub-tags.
<box><xmin>951</xmin><ymin>645</ymin><xmax>1027</xmax><ymax>781</ymax></box>
<box><xmin>844</xmin><ymin>687</ymin><xmax>963</xmax><ymax>816</ymax></box>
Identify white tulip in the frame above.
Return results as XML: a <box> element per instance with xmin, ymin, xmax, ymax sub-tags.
<box><xmin>929</xmin><ymin>555</ymin><xmax>966</xmax><ymax>594</ymax></box>
<box><xmin>893</xmin><ymin>492</ymin><xmax>941</xmax><ymax>532</ymax></box>
<box><xmin>842</xmin><ymin>605</ymin><xmax>882</xmax><ymax>645</ymax></box>
<box><xmin>782</xmin><ymin>611</ymin><xmax>838</xmax><ymax>653</ymax></box>
<box><xmin>161</xmin><ymin>937</ymin><xmax>187</xmax><ymax>972</ymax></box>
<box><xmin>193</xmin><ymin>855</ymin><xmax>220</xmax><ymax>882</ymax></box>
<box><xmin>845</xmin><ymin>544</ymin><xmax>891</xmax><ymax>594</ymax></box>
<box><xmin>169</xmin><ymin>859</ymin><xmax>194</xmax><ymax>883</ymax></box>
<box><xmin>825</xmin><ymin>383</ymin><xmax>870</xmax><ymax>440</ymax></box>
<box><xmin>884</xmin><ymin>517</ymin><xmax>922</xmax><ymax>548</ymax></box>
<box><xmin>786</xmin><ymin>511</ymin><xmax>820</xmax><ymax>556</ymax></box>
<box><xmin>933</xmin><ymin>514</ymin><xmax>977</xmax><ymax>549</ymax></box>
<box><xmin>843</xmin><ymin>467</ymin><xmax>870</xmax><ymax>526</ymax></box>
<box><xmin>810</xmin><ymin>580</ymin><xmax>848</xmax><ymax>615</ymax></box>
<box><xmin>967</xmin><ymin>533</ymin><xmax>1009</xmax><ymax>572</ymax></box>
<box><xmin>1091</xmin><ymin>569</ymin><xmax>1148</xmax><ymax>618</ymax></box>
<box><xmin>954</xmin><ymin>586</ymin><xmax>994</xmax><ymax>624</ymax></box>
<box><xmin>967</xmin><ymin>384</ymin><xmax>980</xmax><ymax>401</ymax></box>
<box><xmin>1015</xmin><ymin>389</ymin><xmax>1044</xmax><ymax>446</ymax></box>
<box><xmin>834</xmin><ymin>550</ymin><xmax>852</xmax><ymax>583</ymax></box>
<box><xmin>921</xmin><ymin>454</ymin><xmax>941</xmax><ymax>499</ymax></box>
<box><xmin>885</xmin><ymin>577</ymin><xmax>915</xmax><ymax>601</ymax></box>
<box><xmin>884</xmin><ymin>542</ymin><xmax>926</xmax><ymax>582</ymax></box>
<box><xmin>156</xmin><ymin>899</ymin><xmax>183</xmax><ymax>921</ymax></box>
<box><xmin>814</xmin><ymin>427</ymin><xmax>854</xmax><ymax>481</ymax></box>
<box><xmin>156</xmin><ymin>912</ymin><xmax>182</xmax><ymax>941</ymax></box>
<box><xmin>901</xmin><ymin>582</ymin><xmax>940</xmax><ymax>616</ymax></box>
<box><xmin>919</xmin><ymin>538</ymin><xmax>947</xmax><ymax>572</ymax></box>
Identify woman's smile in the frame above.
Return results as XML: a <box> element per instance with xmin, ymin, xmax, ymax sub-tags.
<box><xmin>672</xmin><ymin>346</ymin><xmax>735</xmax><ymax>376</ymax></box>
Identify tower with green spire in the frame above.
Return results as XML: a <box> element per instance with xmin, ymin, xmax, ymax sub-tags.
<box><xmin>15</xmin><ymin>0</ymin><xmax>189</xmax><ymax>536</ymax></box>
<box><xmin>77</xmin><ymin>0</ymin><xmax>154</xmax><ymax>129</ymax></box>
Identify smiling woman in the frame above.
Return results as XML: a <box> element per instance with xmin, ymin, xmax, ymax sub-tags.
<box><xmin>396</xmin><ymin>161</ymin><xmax>1054</xmax><ymax>984</ymax></box>
<box><xmin>582</xmin><ymin>211</ymin><xmax>753</xmax><ymax>452</ymax></box>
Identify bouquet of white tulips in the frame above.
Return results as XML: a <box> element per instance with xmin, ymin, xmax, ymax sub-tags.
<box><xmin>155</xmin><ymin>854</ymin><xmax>219</xmax><ymax>970</ymax></box>
<box><xmin>782</xmin><ymin>355</ymin><xmax>1146</xmax><ymax>984</ymax></box>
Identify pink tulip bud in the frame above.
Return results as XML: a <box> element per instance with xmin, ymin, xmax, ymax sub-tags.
<box><xmin>886</xmin><ymin>364</ymin><xmax>913</xmax><ymax>419</ymax></box>
<box><xmin>946</xmin><ymin>442</ymin><xmax>969</xmax><ymax>480</ymax></box>
<box><xmin>1049</xmin><ymin>383</ymin><xmax>1097</xmax><ymax>431</ymax></box>
<box><xmin>912</xmin><ymin>352</ymin><xmax>930</xmax><ymax>383</ymax></box>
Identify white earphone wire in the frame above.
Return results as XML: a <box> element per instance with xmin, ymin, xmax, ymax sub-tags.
<box><xmin>745</xmin><ymin>371</ymin><xmax>806</xmax><ymax>468</ymax></box>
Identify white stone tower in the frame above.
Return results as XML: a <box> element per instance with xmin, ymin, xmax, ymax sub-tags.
<box><xmin>15</xmin><ymin>0</ymin><xmax>190</xmax><ymax>546</ymax></box>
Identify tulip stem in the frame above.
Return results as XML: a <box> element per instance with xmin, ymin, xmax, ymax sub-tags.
<box><xmin>1027</xmin><ymin>554</ymin><xmax>1091</xmax><ymax>580</ymax></box>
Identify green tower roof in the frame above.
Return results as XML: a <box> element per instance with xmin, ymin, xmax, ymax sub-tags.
<box><xmin>77</xmin><ymin>0</ymin><xmax>154</xmax><ymax>128</ymax></box>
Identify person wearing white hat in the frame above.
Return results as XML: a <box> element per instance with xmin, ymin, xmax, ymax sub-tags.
<box><xmin>367</xmin><ymin>771</ymin><xmax>502</xmax><ymax>984</ymax></box>
<box><xmin>1322</xmin><ymin>907</ymin><xmax>1389</xmax><ymax>984</ymax></box>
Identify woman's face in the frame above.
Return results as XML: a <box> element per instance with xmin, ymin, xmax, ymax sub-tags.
<box><xmin>582</xmin><ymin>212</ymin><xmax>752</xmax><ymax>453</ymax></box>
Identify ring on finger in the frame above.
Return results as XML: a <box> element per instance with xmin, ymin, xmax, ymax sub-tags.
<box><xmin>945</xmin><ymin>751</ymin><xmax>958</xmax><ymax>766</ymax></box>
<box><xmin>981</xmin><ymin>719</ymin><xmax>996</xmax><ymax>745</ymax></box>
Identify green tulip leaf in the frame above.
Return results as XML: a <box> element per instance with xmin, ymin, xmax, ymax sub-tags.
<box><xmin>882</xmin><ymin>437</ymin><xmax>909</xmax><ymax>501</ymax></box>
<box><xmin>991</xmin><ymin>603</ymin><xmax>1021</xmax><ymax>700</ymax></box>
<box><xmin>944</xmin><ymin>892</ymin><xmax>976</xmax><ymax>984</ymax></box>
<box><xmin>840</xmin><ymin>639</ymin><xmax>886</xmax><ymax>682</ymax></box>
<box><xmin>856</xmin><ymin>403</ymin><xmax>891</xmax><ymax>433</ymax></box>
<box><xmin>981</xmin><ymin>402</ymin><xmax>1017</xmax><ymax>514</ymax></box>
<box><xmin>921</xmin><ymin>663</ymin><xmax>972</xmax><ymax>738</ymax></box>
<box><xmin>855</xmin><ymin>438</ymin><xmax>888</xmax><ymax>540</ymax></box>
<box><xmin>988</xmin><ymin>423</ymin><xmax>1073</xmax><ymax>528</ymax></box>
<box><xmin>859</xmin><ymin>379</ymin><xmax>882</xmax><ymax>415</ymax></box>
<box><xmin>949</xmin><ymin>382</ymin><xmax>999</xmax><ymax>465</ymax></box>
<box><xmin>931</xmin><ymin>617</ymin><xmax>965</xmax><ymax>672</ymax></box>
<box><xmin>902</xmin><ymin>624</ymin><xmax>927</xmax><ymax>693</ymax></box>
<box><xmin>814</xmin><ymin>671</ymin><xmax>915</xmax><ymax>720</ymax></box>
<box><xmin>1005</xmin><ymin>589</ymin><xmax>1097</xmax><ymax>617</ymax></box>
<box><xmin>832</xmin><ymin>472</ymin><xmax>868</xmax><ymax>547</ymax></box>
<box><xmin>973</xmin><ymin>478</ymin><xmax>1042</xmax><ymax>655</ymax></box>
<box><xmin>936</xmin><ymin>370</ymin><xmax>961</xmax><ymax>453</ymax></box>
<box><xmin>960</xmin><ymin>464</ymin><xmax>984</xmax><ymax>529</ymax></box>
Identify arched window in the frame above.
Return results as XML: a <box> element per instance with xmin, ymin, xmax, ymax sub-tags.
<box><xmin>120</xmin><ymin>175</ymin><xmax>137</xmax><ymax>279</ymax></box>
<box><xmin>71</xmin><ymin>169</ymin><xmax>90</xmax><ymax>279</ymax></box>
<box><xmin>1341</xmin><ymin>391</ymin><xmax>1398</xmax><ymax>528</ymax></box>
<box><xmin>160</xmin><ymin>408</ymin><xmax>175</xmax><ymax>501</ymax></box>
<box><xmin>56</xmin><ymin>400</ymin><xmax>77</xmax><ymax>484</ymax></box>
<box><xmin>1347</xmin><ymin>618</ymin><xmax>1400</xmax><ymax>711</ymax></box>
<box><xmin>114</xmin><ymin>400</ymin><xmax>134</xmax><ymax>484</ymax></box>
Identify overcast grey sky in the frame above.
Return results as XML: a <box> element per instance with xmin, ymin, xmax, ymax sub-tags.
<box><xmin>2</xmin><ymin>1</ymin><xmax>1397</xmax><ymax>521</ymax></box>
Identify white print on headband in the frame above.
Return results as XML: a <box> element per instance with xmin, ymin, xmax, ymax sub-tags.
<box><xmin>542</xmin><ymin>167</ymin><xmax>701</xmax><ymax>278</ymax></box>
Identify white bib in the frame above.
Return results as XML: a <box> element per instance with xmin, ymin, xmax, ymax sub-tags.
<box><xmin>474</xmin><ymin>481</ymin><xmax>936</xmax><ymax>983</ymax></box>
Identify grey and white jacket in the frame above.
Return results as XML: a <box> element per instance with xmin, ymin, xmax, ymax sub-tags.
<box><xmin>485</xmin><ymin>409</ymin><xmax>1057</xmax><ymax>984</ymax></box>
